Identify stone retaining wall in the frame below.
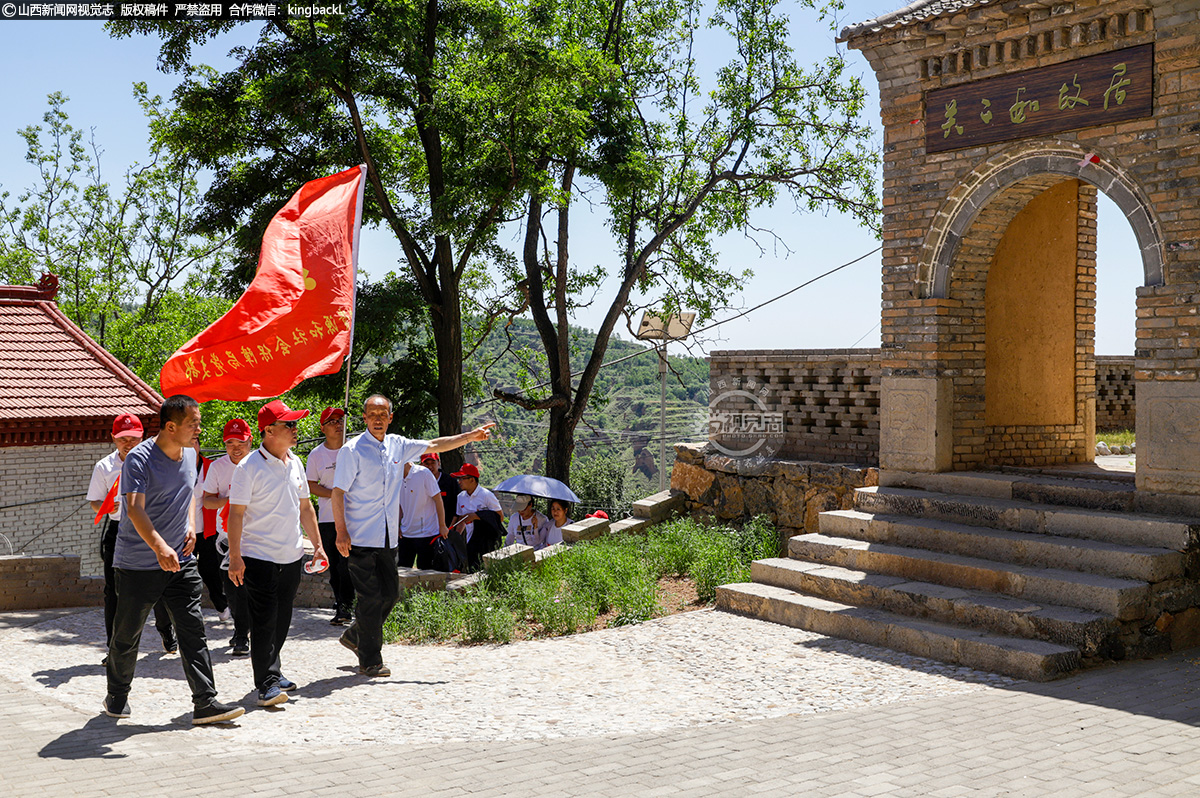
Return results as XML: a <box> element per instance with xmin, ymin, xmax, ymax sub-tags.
<box><xmin>670</xmin><ymin>442</ymin><xmax>879</xmax><ymax>546</ymax></box>
<box><xmin>0</xmin><ymin>555</ymin><xmax>103</xmax><ymax>611</ymax></box>
<box><xmin>710</xmin><ymin>351</ymin><xmax>1136</xmax><ymax>467</ymax></box>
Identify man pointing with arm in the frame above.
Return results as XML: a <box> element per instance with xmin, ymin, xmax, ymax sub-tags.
<box><xmin>332</xmin><ymin>394</ymin><xmax>494</xmax><ymax>677</ymax></box>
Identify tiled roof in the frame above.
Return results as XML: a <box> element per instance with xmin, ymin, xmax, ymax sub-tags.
<box><xmin>0</xmin><ymin>284</ymin><xmax>162</xmax><ymax>439</ymax></box>
<box><xmin>839</xmin><ymin>0</ymin><xmax>994</xmax><ymax>41</ymax></box>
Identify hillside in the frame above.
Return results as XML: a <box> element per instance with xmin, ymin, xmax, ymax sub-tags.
<box><xmin>460</xmin><ymin>318</ymin><xmax>709</xmax><ymax>513</ymax></box>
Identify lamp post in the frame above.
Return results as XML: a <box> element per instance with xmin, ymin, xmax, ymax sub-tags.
<box><xmin>635</xmin><ymin>312</ymin><xmax>696</xmax><ymax>492</ymax></box>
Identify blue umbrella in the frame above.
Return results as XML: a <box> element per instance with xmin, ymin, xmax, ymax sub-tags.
<box><xmin>493</xmin><ymin>474</ymin><xmax>580</xmax><ymax>503</ymax></box>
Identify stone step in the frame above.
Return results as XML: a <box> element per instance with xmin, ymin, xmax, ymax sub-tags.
<box><xmin>716</xmin><ymin>582</ymin><xmax>1081</xmax><ymax>681</ymax></box>
<box><xmin>788</xmin><ymin>533</ymin><xmax>1149</xmax><ymax>619</ymax></box>
<box><xmin>880</xmin><ymin>470</ymin><xmax>1134</xmax><ymax>511</ymax></box>
<box><xmin>855</xmin><ymin>486</ymin><xmax>1197</xmax><ymax>551</ymax></box>
<box><xmin>751</xmin><ymin>557</ymin><xmax>1120</xmax><ymax>657</ymax></box>
<box><xmin>819</xmin><ymin>509</ymin><xmax>1185</xmax><ymax>582</ymax></box>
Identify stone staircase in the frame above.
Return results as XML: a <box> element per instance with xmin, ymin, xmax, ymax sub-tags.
<box><xmin>716</xmin><ymin>470</ymin><xmax>1200</xmax><ymax>681</ymax></box>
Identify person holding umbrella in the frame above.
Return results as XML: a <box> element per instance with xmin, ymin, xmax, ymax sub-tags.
<box><xmin>504</xmin><ymin>495</ymin><xmax>557</xmax><ymax>550</ymax></box>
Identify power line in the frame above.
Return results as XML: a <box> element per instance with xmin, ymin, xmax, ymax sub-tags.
<box><xmin>465</xmin><ymin>245</ymin><xmax>881</xmax><ymax>410</ymax></box>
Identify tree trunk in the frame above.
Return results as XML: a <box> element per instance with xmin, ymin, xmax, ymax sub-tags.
<box><xmin>544</xmin><ymin>403</ymin><xmax>576</xmax><ymax>483</ymax></box>
<box><xmin>430</xmin><ymin>275</ymin><xmax>465</xmax><ymax>474</ymax></box>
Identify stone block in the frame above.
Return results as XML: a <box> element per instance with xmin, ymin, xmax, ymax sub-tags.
<box><xmin>742</xmin><ymin>478</ymin><xmax>777</xmax><ymax>522</ymax></box>
<box><xmin>712</xmin><ymin>476</ymin><xmax>745</xmax><ymax>520</ymax></box>
<box><xmin>670</xmin><ymin>461</ymin><xmax>716</xmax><ymax>503</ymax></box>
<box><xmin>534</xmin><ymin>543</ymin><xmax>568</xmax><ymax>566</ymax></box>
<box><xmin>772</xmin><ymin>478</ymin><xmax>807</xmax><ymax>526</ymax></box>
<box><xmin>483</xmin><ymin>544</ymin><xmax>535</xmax><ymax>576</ymax></box>
<box><xmin>631</xmin><ymin>489</ymin><xmax>686</xmax><ymax>521</ymax></box>
<box><xmin>397</xmin><ymin>568</ymin><xmax>450</xmax><ymax>590</ymax></box>
<box><xmin>609</xmin><ymin>517</ymin><xmax>653</xmax><ymax>535</ymax></box>
<box><xmin>562</xmin><ymin>517</ymin><xmax>609</xmax><ymax>543</ymax></box>
<box><xmin>1170</xmin><ymin>607</ymin><xmax>1200</xmax><ymax>650</ymax></box>
<box><xmin>673</xmin><ymin>441</ymin><xmax>707</xmax><ymax>466</ymax></box>
<box><xmin>880</xmin><ymin>376</ymin><xmax>953</xmax><ymax>472</ymax></box>
<box><xmin>1136</xmin><ymin>380</ymin><xmax>1200</xmax><ymax>495</ymax></box>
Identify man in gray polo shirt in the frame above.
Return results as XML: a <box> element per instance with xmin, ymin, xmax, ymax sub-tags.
<box><xmin>227</xmin><ymin>399</ymin><xmax>327</xmax><ymax>709</ymax></box>
<box><xmin>104</xmin><ymin>394</ymin><xmax>244</xmax><ymax>725</ymax></box>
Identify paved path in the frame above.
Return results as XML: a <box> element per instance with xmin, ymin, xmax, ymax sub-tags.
<box><xmin>4</xmin><ymin>606</ymin><xmax>1200</xmax><ymax>796</ymax></box>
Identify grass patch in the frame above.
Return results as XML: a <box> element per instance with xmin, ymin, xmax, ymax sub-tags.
<box><xmin>1096</xmin><ymin>429</ymin><xmax>1135</xmax><ymax>448</ymax></box>
<box><xmin>383</xmin><ymin>515</ymin><xmax>780</xmax><ymax>645</ymax></box>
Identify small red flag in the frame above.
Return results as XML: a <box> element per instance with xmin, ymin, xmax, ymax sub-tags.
<box><xmin>94</xmin><ymin>476</ymin><xmax>119</xmax><ymax>525</ymax></box>
<box><xmin>160</xmin><ymin>166</ymin><xmax>367</xmax><ymax>401</ymax></box>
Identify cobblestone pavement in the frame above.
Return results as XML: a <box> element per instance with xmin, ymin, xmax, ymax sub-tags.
<box><xmin>4</xmin><ymin>606</ymin><xmax>1200</xmax><ymax>796</ymax></box>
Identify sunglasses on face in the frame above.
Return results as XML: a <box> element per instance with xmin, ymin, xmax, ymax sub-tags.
<box><xmin>273</xmin><ymin>421</ymin><xmax>299</xmax><ymax>429</ymax></box>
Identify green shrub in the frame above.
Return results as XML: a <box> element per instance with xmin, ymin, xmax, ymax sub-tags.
<box><xmin>456</xmin><ymin>590</ymin><xmax>516</xmax><ymax>644</ymax></box>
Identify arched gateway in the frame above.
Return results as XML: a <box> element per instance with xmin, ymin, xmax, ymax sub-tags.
<box><xmin>845</xmin><ymin>0</ymin><xmax>1200</xmax><ymax>498</ymax></box>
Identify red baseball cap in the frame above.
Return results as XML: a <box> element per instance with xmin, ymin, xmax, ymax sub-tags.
<box><xmin>320</xmin><ymin>407</ymin><xmax>345</xmax><ymax>426</ymax></box>
<box><xmin>112</xmin><ymin>413</ymin><xmax>143</xmax><ymax>439</ymax></box>
<box><xmin>586</xmin><ymin>510</ymin><xmax>609</xmax><ymax>520</ymax></box>
<box><xmin>420</xmin><ymin>451</ymin><xmax>439</xmax><ymax>462</ymax></box>
<box><xmin>257</xmin><ymin>399</ymin><xmax>310</xmax><ymax>431</ymax></box>
<box><xmin>451</xmin><ymin>463</ymin><xmax>480</xmax><ymax>479</ymax></box>
<box><xmin>222</xmin><ymin>418</ymin><xmax>253</xmax><ymax>442</ymax></box>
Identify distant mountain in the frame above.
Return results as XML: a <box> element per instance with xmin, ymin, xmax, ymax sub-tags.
<box><xmin>460</xmin><ymin>318</ymin><xmax>709</xmax><ymax>512</ymax></box>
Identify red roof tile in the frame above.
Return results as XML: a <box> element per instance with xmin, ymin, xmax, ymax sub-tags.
<box><xmin>0</xmin><ymin>284</ymin><xmax>163</xmax><ymax>443</ymax></box>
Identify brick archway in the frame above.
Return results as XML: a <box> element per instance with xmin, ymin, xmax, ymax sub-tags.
<box><xmin>917</xmin><ymin>141</ymin><xmax>1164</xmax><ymax>299</ymax></box>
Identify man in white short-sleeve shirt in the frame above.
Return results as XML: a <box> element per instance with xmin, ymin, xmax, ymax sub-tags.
<box><xmin>201</xmin><ymin>418</ymin><xmax>255</xmax><ymax>656</ymax></box>
<box><xmin>451</xmin><ymin>463</ymin><xmax>503</xmax><ymax>569</ymax></box>
<box><xmin>331</xmin><ymin>394</ymin><xmax>494</xmax><ymax>677</ymax></box>
<box><xmin>226</xmin><ymin>399</ymin><xmax>326</xmax><ymax>708</ymax></box>
<box><xmin>397</xmin><ymin>461</ymin><xmax>448</xmax><ymax>570</ymax></box>
<box><xmin>305</xmin><ymin>407</ymin><xmax>352</xmax><ymax>626</ymax></box>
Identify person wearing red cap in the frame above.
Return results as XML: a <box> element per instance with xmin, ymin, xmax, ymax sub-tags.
<box><xmin>450</xmin><ymin>462</ymin><xmax>503</xmax><ymax>569</ymax></box>
<box><xmin>87</xmin><ymin>413</ymin><xmax>175</xmax><ymax>660</ymax></box>
<box><xmin>201</xmin><ymin>418</ymin><xmax>256</xmax><ymax>655</ymax></box>
<box><xmin>227</xmin><ymin>399</ymin><xmax>327</xmax><ymax>707</ymax></box>
<box><xmin>305</xmin><ymin>407</ymin><xmax>353</xmax><ymax>626</ymax></box>
<box><xmin>331</xmin><ymin>394</ymin><xmax>495</xmax><ymax>677</ymax></box>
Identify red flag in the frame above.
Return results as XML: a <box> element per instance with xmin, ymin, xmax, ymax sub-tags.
<box><xmin>160</xmin><ymin>166</ymin><xmax>367</xmax><ymax>401</ymax></box>
<box><xmin>94</xmin><ymin>476</ymin><xmax>119</xmax><ymax>525</ymax></box>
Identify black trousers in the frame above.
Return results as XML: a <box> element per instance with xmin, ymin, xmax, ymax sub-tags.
<box><xmin>343</xmin><ymin>546</ymin><xmax>399</xmax><ymax>668</ymax></box>
<box><xmin>194</xmin><ymin>531</ymin><xmax>228</xmax><ymax>612</ymax></box>
<box><xmin>242</xmin><ymin>556</ymin><xmax>302</xmax><ymax>692</ymax></box>
<box><xmin>223</xmin><ymin>571</ymin><xmax>251</xmax><ymax>644</ymax></box>
<box><xmin>106</xmin><ymin>560</ymin><xmax>217</xmax><ymax>706</ymax></box>
<box><xmin>396</xmin><ymin>534</ymin><xmax>438</xmax><ymax>570</ymax></box>
<box><xmin>100</xmin><ymin>519</ymin><xmax>172</xmax><ymax>646</ymax></box>
<box><xmin>318</xmin><ymin>521</ymin><xmax>354</xmax><ymax>611</ymax></box>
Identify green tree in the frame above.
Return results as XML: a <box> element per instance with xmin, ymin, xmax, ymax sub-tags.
<box><xmin>0</xmin><ymin>90</ymin><xmax>235</xmax><ymax>388</ymax></box>
<box><xmin>493</xmin><ymin>0</ymin><xmax>879</xmax><ymax>481</ymax></box>
<box><xmin>109</xmin><ymin>3</ymin><xmax>611</xmax><ymax>467</ymax></box>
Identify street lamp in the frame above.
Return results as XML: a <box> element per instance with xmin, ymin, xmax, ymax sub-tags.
<box><xmin>635</xmin><ymin>311</ymin><xmax>696</xmax><ymax>492</ymax></box>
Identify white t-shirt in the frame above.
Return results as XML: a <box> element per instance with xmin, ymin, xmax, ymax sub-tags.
<box><xmin>455</xmin><ymin>486</ymin><xmax>501</xmax><ymax>543</ymax></box>
<box><xmin>505</xmin><ymin>510</ymin><xmax>558</xmax><ymax>550</ymax></box>
<box><xmin>228</xmin><ymin>446</ymin><xmax>309</xmax><ymax>565</ymax></box>
<box><xmin>304</xmin><ymin>442</ymin><xmax>340</xmax><ymax>524</ymax></box>
<box><xmin>399</xmin><ymin>464</ymin><xmax>442</xmax><ymax>538</ymax></box>
<box><xmin>201</xmin><ymin>454</ymin><xmax>241</xmax><ymax>540</ymax></box>
<box><xmin>87</xmin><ymin>450</ymin><xmax>125</xmax><ymax>522</ymax></box>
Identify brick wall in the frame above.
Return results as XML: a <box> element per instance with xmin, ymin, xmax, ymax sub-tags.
<box><xmin>0</xmin><ymin>442</ymin><xmax>111</xmax><ymax>576</ymax></box>
<box><xmin>711</xmin><ymin>350</ymin><xmax>1134</xmax><ymax>465</ymax></box>
<box><xmin>0</xmin><ymin>555</ymin><xmax>103</xmax><ymax>611</ymax></box>
<box><xmin>710</xmin><ymin>350</ymin><xmax>881</xmax><ymax>465</ymax></box>
<box><xmin>1097</xmin><ymin>357</ymin><xmax>1136</xmax><ymax>429</ymax></box>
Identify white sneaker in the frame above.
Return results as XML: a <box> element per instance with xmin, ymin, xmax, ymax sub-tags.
<box><xmin>218</xmin><ymin>607</ymin><xmax>233</xmax><ymax>624</ymax></box>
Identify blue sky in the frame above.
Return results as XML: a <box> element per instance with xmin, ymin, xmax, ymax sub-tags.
<box><xmin>0</xmin><ymin>3</ymin><xmax>1141</xmax><ymax>355</ymax></box>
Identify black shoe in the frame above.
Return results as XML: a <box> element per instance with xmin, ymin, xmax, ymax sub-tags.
<box><xmin>162</xmin><ymin>634</ymin><xmax>178</xmax><ymax>654</ymax></box>
<box><xmin>278</xmin><ymin>677</ymin><xmax>298</xmax><ymax>692</ymax></box>
<box><xmin>358</xmin><ymin>663</ymin><xmax>391</xmax><ymax>678</ymax></box>
<box><xmin>231</xmin><ymin>639</ymin><xmax>250</xmax><ymax>657</ymax></box>
<box><xmin>100</xmin><ymin>655</ymin><xmax>108</xmax><ymax>666</ymax></box>
<box><xmin>338</xmin><ymin>630</ymin><xmax>357</xmax><ymax>654</ymax></box>
<box><xmin>192</xmin><ymin>700</ymin><xmax>245</xmax><ymax>725</ymax></box>
<box><xmin>103</xmin><ymin>695</ymin><xmax>130</xmax><ymax>718</ymax></box>
<box><xmin>256</xmin><ymin>685</ymin><xmax>288</xmax><ymax>707</ymax></box>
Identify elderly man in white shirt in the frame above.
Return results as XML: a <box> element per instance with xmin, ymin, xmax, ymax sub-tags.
<box><xmin>227</xmin><ymin>400</ymin><xmax>327</xmax><ymax>708</ymax></box>
<box><xmin>332</xmin><ymin>394</ymin><xmax>493</xmax><ymax>678</ymax></box>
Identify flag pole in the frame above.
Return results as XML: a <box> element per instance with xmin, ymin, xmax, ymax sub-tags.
<box><xmin>342</xmin><ymin>164</ymin><xmax>368</xmax><ymax>445</ymax></box>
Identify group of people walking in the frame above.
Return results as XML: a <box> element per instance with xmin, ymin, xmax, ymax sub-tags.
<box><xmin>88</xmin><ymin>393</ymin><xmax>494</xmax><ymax>723</ymax></box>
